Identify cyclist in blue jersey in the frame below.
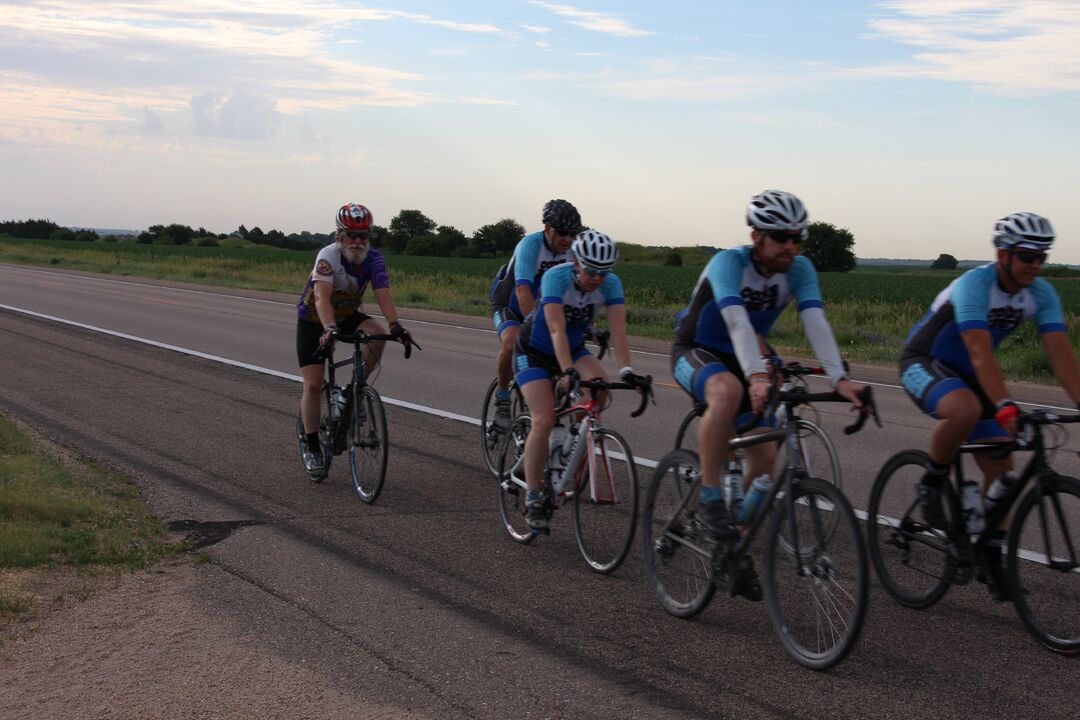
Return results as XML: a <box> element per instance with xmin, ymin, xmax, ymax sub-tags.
<box><xmin>900</xmin><ymin>212</ymin><xmax>1080</xmax><ymax>598</ymax></box>
<box><xmin>514</xmin><ymin>230</ymin><xmax>647</xmax><ymax>531</ymax></box>
<box><xmin>296</xmin><ymin>203</ymin><xmax>412</xmax><ymax>478</ymax></box>
<box><xmin>489</xmin><ymin>199</ymin><xmax>582</xmax><ymax>431</ymax></box>
<box><xmin>671</xmin><ymin>190</ymin><xmax>865</xmax><ymax>600</ymax></box>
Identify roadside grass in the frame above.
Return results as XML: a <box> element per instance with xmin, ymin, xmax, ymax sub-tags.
<box><xmin>0</xmin><ymin>413</ymin><xmax>187</xmax><ymax>634</ymax></box>
<box><xmin>1</xmin><ymin>237</ymin><xmax>1076</xmax><ymax>382</ymax></box>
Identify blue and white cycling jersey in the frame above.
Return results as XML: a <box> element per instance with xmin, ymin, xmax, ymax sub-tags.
<box><xmin>489</xmin><ymin>231</ymin><xmax>570</xmax><ymax>314</ymax></box>
<box><xmin>675</xmin><ymin>246</ymin><xmax>822</xmax><ymax>350</ymax></box>
<box><xmin>903</xmin><ymin>263</ymin><xmax>1066</xmax><ymax>375</ymax></box>
<box><xmin>523</xmin><ymin>263</ymin><xmax>625</xmax><ymax>355</ymax></box>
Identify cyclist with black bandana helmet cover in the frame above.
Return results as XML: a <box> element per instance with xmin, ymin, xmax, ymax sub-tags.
<box><xmin>514</xmin><ymin>230</ymin><xmax>647</xmax><ymax>531</ymax></box>
<box><xmin>671</xmin><ymin>189</ymin><xmax>865</xmax><ymax>600</ymax></box>
<box><xmin>488</xmin><ymin>199</ymin><xmax>581</xmax><ymax>431</ymax></box>
<box><xmin>899</xmin><ymin>212</ymin><xmax>1080</xmax><ymax>599</ymax></box>
<box><xmin>296</xmin><ymin>203</ymin><xmax>413</xmax><ymax>477</ymax></box>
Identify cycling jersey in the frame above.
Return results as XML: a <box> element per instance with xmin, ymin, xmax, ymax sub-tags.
<box><xmin>674</xmin><ymin>246</ymin><xmax>845</xmax><ymax>384</ymax></box>
<box><xmin>489</xmin><ymin>231</ymin><xmax>570</xmax><ymax>315</ymax></box>
<box><xmin>296</xmin><ymin>244</ymin><xmax>390</xmax><ymax>324</ymax></box>
<box><xmin>520</xmin><ymin>263</ymin><xmax>625</xmax><ymax>356</ymax></box>
<box><xmin>902</xmin><ymin>263</ymin><xmax>1065</xmax><ymax>376</ymax></box>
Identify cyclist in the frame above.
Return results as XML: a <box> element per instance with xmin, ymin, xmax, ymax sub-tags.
<box><xmin>671</xmin><ymin>189</ymin><xmax>864</xmax><ymax>600</ymax></box>
<box><xmin>296</xmin><ymin>203</ymin><xmax>412</xmax><ymax>477</ymax></box>
<box><xmin>514</xmin><ymin>230</ymin><xmax>647</xmax><ymax>531</ymax></box>
<box><xmin>900</xmin><ymin>211</ymin><xmax>1080</xmax><ymax>598</ymax></box>
<box><xmin>489</xmin><ymin>199</ymin><xmax>582</xmax><ymax>431</ymax></box>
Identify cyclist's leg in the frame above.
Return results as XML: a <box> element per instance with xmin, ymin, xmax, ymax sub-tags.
<box><xmin>515</xmin><ymin>347</ymin><xmax>558</xmax><ymax>496</ymax></box>
<box><xmin>296</xmin><ymin>319</ymin><xmax>326</xmax><ymax>440</ymax></box>
<box><xmin>353</xmin><ymin>313</ymin><xmax>386</xmax><ymax>373</ymax></box>
<box><xmin>493</xmin><ymin>308</ymin><xmax>521</xmax><ymax>393</ymax></box>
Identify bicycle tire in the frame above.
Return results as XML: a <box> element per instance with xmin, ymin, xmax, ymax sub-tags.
<box><xmin>641</xmin><ymin>449</ymin><xmax>716</xmax><ymax>618</ymax></box>
<box><xmin>1008</xmin><ymin>473</ymin><xmax>1080</xmax><ymax>655</ymax></box>
<box><xmin>480</xmin><ymin>378</ymin><xmax>526</xmax><ymax>477</ymax></box>
<box><xmin>867</xmin><ymin>450</ymin><xmax>952</xmax><ymax>609</ymax></box>
<box><xmin>498</xmin><ymin>414</ymin><xmax>537</xmax><ymax>544</ymax></box>
<box><xmin>572</xmin><ymin>428</ymin><xmax>638</xmax><ymax>574</ymax></box>
<box><xmin>763</xmin><ymin>477</ymin><xmax>868</xmax><ymax>670</ymax></box>
<box><xmin>318</xmin><ymin>384</ymin><xmax>334</xmax><ymax>479</ymax></box>
<box><xmin>349</xmin><ymin>385</ymin><xmax>388</xmax><ymax>504</ymax></box>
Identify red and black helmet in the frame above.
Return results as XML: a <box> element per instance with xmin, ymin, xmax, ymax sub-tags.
<box><xmin>336</xmin><ymin>203</ymin><xmax>373</xmax><ymax>231</ymax></box>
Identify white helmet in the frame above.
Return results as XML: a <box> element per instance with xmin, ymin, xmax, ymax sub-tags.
<box><xmin>992</xmin><ymin>212</ymin><xmax>1054</xmax><ymax>250</ymax></box>
<box><xmin>746</xmin><ymin>189</ymin><xmax>809</xmax><ymax>241</ymax></box>
<box><xmin>572</xmin><ymin>230</ymin><xmax>618</xmax><ymax>270</ymax></box>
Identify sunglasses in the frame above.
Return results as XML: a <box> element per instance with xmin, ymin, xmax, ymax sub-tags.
<box><xmin>1012</xmin><ymin>249</ymin><xmax>1047</xmax><ymax>264</ymax></box>
<box><xmin>343</xmin><ymin>230</ymin><xmax>370</xmax><ymax>240</ymax></box>
<box><xmin>766</xmin><ymin>230</ymin><xmax>803</xmax><ymax>245</ymax></box>
<box><xmin>554</xmin><ymin>227</ymin><xmax>578</xmax><ymax>238</ymax></box>
<box><xmin>580</xmin><ymin>265</ymin><xmax>610</xmax><ymax>278</ymax></box>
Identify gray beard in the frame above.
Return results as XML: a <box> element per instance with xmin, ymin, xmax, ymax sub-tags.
<box><xmin>338</xmin><ymin>243</ymin><xmax>369</xmax><ymax>265</ymax></box>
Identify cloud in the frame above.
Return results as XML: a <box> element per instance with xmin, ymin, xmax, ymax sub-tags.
<box><xmin>191</xmin><ymin>91</ymin><xmax>278</xmax><ymax>139</ymax></box>
<box><xmin>142</xmin><ymin>106</ymin><xmax>165</xmax><ymax>134</ymax></box>
<box><xmin>388</xmin><ymin>11</ymin><xmax>501</xmax><ymax>34</ymax></box>
<box><xmin>529</xmin><ymin>2</ymin><xmax>653</xmax><ymax>38</ymax></box>
<box><xmin>858</xmin><ymin>1</ymin><xmax>1080</xmax><ymax>95</ymax></box>
<box><xmin>520</xmin><ymin>24</ymin><xmax>550</xmax><ymax>35</ymax></box>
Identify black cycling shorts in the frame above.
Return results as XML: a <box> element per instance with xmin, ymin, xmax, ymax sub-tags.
<box><xmin>296</xmin><ymin>312</ymin><xmax>371</xmax><ymax>368</ymax></box>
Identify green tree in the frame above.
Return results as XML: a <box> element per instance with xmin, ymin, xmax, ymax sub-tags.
<box><xmin>50</xmin><ymin>228</ymin><xmax>75</xmax><ymax>242</ymax></box>
<box><xmin>802</xmin><ymin>222</ymin><xmax>856</xmax><ymax>272</ymax></box>
<box><xmin>472</xmin><ymin>218</ymin><xmax>526</xmax><ymax>257</ymax></box>
<box><xmin>386</xmin><ymin>210</ymin><xmax>437</xmax><ymax>254</ymax></box>
<box><xmin>664</xmin><ymin>250</ymin><xmax>683</xmax><ymax>267</ymax></box>
<box><xmin>931</xmin><ymin>253</ymin><xmax>959</xmax><ymax>270</ymax></box>
<box><xmin>73</xmin><ymin>229</ymin><xmax>99</xmax><ymax>242</ymax></box>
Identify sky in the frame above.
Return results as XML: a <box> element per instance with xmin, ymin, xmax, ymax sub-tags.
<box><xmin>2</xmin><ymin>1</ymin><xmax>1079</xmax><ymax>263</ymax></box>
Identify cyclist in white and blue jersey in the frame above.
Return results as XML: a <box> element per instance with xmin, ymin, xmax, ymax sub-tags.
<box><xmin>489</xmin><ymin>199</ymin><xmax>581</xmax><ymax>431</ymax></box>
<box><xmin>671</xmin><ymin>190</ymin><xmax>865</xmax><ymax>599</ymax></box>
<box><xmin>900</xmin><ymin>212</ymin><xmax>1080</xmax><ymax>598</ymax></box>
<box><xmin>514</xmin><ymin>230</ymin><xmax>647</xmax><ymax>531</ymax></box>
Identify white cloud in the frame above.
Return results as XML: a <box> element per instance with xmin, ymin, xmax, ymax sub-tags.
<box><xmin>860</xmin><ymin>1</ymin><xmax>1080</xmax><ymax>95</ymax></box>
<box><xmin>529</xmin><ymin>2</ymin><xmax>653</xmax><ymax>38</ymax></box>
<box><xmin>520</xmin><ymin>24</ymin><xmax>550</xmax><ymax>35</ymax></box>
<box><xmin>191</xmin><ymin>91</ymin><xmax>278</xmax><ymax>139</ymax></box>
<box><xmin>388</xmin><ymin>11</ymin><xmax>500</xmax><ymax>34</ymax></box>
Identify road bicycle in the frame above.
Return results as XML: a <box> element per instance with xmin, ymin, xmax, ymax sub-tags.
<box><xmin>674</xmin><ymin>362</ymin><xmax>842</xmax><ymax>494</ymax></box>
<box><xmin>295</xmin><ymin>329</ymin><xmax>418</xmax><ymax>503</ymax></box>
<box><xmin>497</xmin><ymin>376</ymin><xmax>653</xmax><ymax>574</ymax></box>
<box><xmin>479</xmin><ymin>328</ymin><xmax>610</xmax><ymax>477</ymax></box>
<box><xmin>867</xmin><ymin>409</ymin><xmax>1080</xmax><ymax>654</ymax></box>
<box><xmin>642</xmin><ymin>386</ymin><xmax>878</xmax><ymax>670</ymax></box>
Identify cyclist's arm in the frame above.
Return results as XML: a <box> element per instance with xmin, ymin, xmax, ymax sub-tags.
<box><xmin>960</xmin><ymin>328</ymin><xmax>1009</xmax><ymax>405</ymax></box>
<box><xmin>515</xmin><ymin>284</ymin><xmax>535</xmax><ymax>318</ymax></box>
<box><xmin>371</xmin><ymin>287</ymin><xmax>400</xmax><ymax>326</ymax></box>
<box><xmin>313</xmin><ymin>281</ymin><xmax>337</xmax><ymax>329</ymax></box>
<box><xmin>1042</xmin><ymin>331</ymin><xmax>1080</xmax><ymax>404</ymax></box>
<box><xmin>790</xmin><ymin>257</ymin><xmax>847</xmax><ymax>387</ymax></box>
<box><xmin>605</xmin><ymin>303</ymin><xmax>632</xmax><ymax>370</ymax></box>
<box><xmin>709</xmin><ymin>252</ymin><xmax>768</xmax><ymax>382</ymax></box>
<box><xmin>543</xmin><ymin>302</ymin><xmax>575</xmax><ymax>372</ymax></box>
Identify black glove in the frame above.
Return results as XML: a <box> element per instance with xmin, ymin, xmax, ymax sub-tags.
<box><xmin>389</xmin><ymin>321</ymin><xmax>408</xmax><ymax>340</ymax></box>
<box><xmin>620</xmin><ymin>368</ymin><xmax>648</xmax><ymax>389</ymax></box>
<box><xmin>562</xmin><ymin>367</ymin><xmax>580</xmax><ymax>386</ymax></box>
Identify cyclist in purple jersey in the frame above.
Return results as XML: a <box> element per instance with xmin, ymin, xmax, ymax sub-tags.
<box><xmin>295</xmin><ymin>203</ymin><xmax>413</xmax><ymax>477</ymax></box>
<box><xmin>489</xmin><ymin>199</ymin><xmax>581</xmax><ymax>432</ymax></box>
<box><xmin>900</xmin><ymin>212</ymin><xmax>1080</xmax><ymax>596</ymax></box>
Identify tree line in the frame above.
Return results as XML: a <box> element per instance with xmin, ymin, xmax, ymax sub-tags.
<box><xmin>1</xmin><ymin>213</ymin><xmax>861</xmax><ymax>271</ymax></box>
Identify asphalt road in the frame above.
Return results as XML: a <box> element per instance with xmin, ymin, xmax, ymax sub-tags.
<box><xmin>1</xmin><ymin>263</ymin><xmax>1078</xmax><ymax>719</ymax></box>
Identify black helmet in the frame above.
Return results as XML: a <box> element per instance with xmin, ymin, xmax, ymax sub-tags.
<box><xmin>541</xmin><ymin>199</ymin><xmax>581</xmax><ymax>235</ymax></box>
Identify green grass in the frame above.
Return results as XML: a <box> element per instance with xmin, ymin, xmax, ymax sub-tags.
<box><xmin>1</xmin><ymin>236</ymin><xmax>1077</xmax><ymax>381</ymax></box>
<box><xmin>0</xmin><ymin>414</ymin><xmax>186</xmax><ymax>624</ymax></box>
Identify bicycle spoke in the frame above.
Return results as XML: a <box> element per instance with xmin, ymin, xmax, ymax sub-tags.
<box><xmin>573</xmin><ymin>429</ymin><xmax>638</xmax><ymax>574</ymax></box>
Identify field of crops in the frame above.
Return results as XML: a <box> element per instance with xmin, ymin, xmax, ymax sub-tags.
<box><xmin>1</xmin><ymin>236</ymin><xmax>1076</xmax><ymax>380</ymax></box>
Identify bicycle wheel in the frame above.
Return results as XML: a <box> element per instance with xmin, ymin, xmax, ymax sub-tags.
<box><xmin>674</xmin><ymin>408</ymin><xmax>700</xmax><ymax>453</ymax></box>
<box><xmin>498</xmin><ymin>414</ymin><xmax>536</xmax><ymax>544</ymax></box>
<box><xmin>480</xmin><ymin>378</ymin><xmax>526</xmax><ymax>477</ymax></box>
<box><xmin>764</xmin><ymin>477</ymin><xmax>868</xmax><ymax>670</ymax></box>
<box><xmin>349</xmin><ymin>385</ymin><xmax>388</xmax><ymax>504</ymax></box>
<box><xmin>572</xmin><ymin>428</ymin><xmax>638</xmax><ymax>574</ymax></box>
<box><xmin>642</xmin><ymin>450</ymin><xmax>716</xmax><ymax>618</ymax></box>
<box><xmin>867</xmin><ymin>450</ymin><xmax>952</xmax><ymax>609</ymax></box>
<box><xmin>1008</xmin><ymin>474</ymin><xmax>1080</xmax><ymax>655</ymax></box>
<box><xmin>782</xmin><ymin>419</ymin><xmax>841</xmax><ymax>493</ymax></box>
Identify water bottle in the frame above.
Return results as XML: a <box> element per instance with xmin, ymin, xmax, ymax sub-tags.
<box><xmin>960</xmin><ymin>478</ymin><xmax>985</xmax><ymax>535</ymax></box>
<box><xmin>723</xmin><ymin>461</ymin><xmax>744</xmax><ymax>521</ymax></box>
<box><xmin>549</xmin><ymin>423</ymin><xmax>567</xmax><ymax>471</ymax></box>
<box><xmin>985</xmin><ymin>471</ymin><xmax>1019</xmax><ymax>516</ymax></box>
<box><xmin>329</xmin><ymin>387</ymin><xmax>344</xmax><ymax>421</ymax></box>
<box><xmin>738</xmin><ymin>474</ymin><xmax>771</xmax><ymax>524</ymax></box>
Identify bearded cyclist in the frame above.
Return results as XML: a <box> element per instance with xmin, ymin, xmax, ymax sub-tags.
<box><xmin>900</xmin><ymin>212</ymin><xmax>1080</xmax><ymax>599</ymax></box>
<box><xmin>489</xmin><ymin>199</ymin><xmax>582</xmax><ymax>431</ymax></box>
<box><xmin>296</xmin><ymin>203</ymin><xmax>413</xmax><ymax>478</ymax></box>
<box><xmin>514</xmin><ymin>230</ymin><xmax>647</xmax><ymax>531</ymax></box>
<box><xmin>671</xmin><ymin>189</ymin><xmax>865</xmax><ymax>600</ymax></box>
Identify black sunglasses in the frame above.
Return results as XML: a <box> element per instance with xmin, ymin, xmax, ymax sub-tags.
<box><xmin>580</xmin><ymin>265</ymin><xmax>610</xmax><ymax>278</ymax></box>
<box><xmin>766</xmin><ymin>230</ymin><xmax>803</xmax><ymax>245</ymax></box>
<box><xmin>343</xmin><ymin>230</ymin><xmax>370</xmax><ymax>240</ymax></box>
<box><xmin>554</xmin><ymin>227</ymin><xmax>578</xmax><ymax>238</ymax></box>
<box><xmin>1012</xmin><ymin>249</ymin><xmax>1047</xmax><ymax>264</ymax></box>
